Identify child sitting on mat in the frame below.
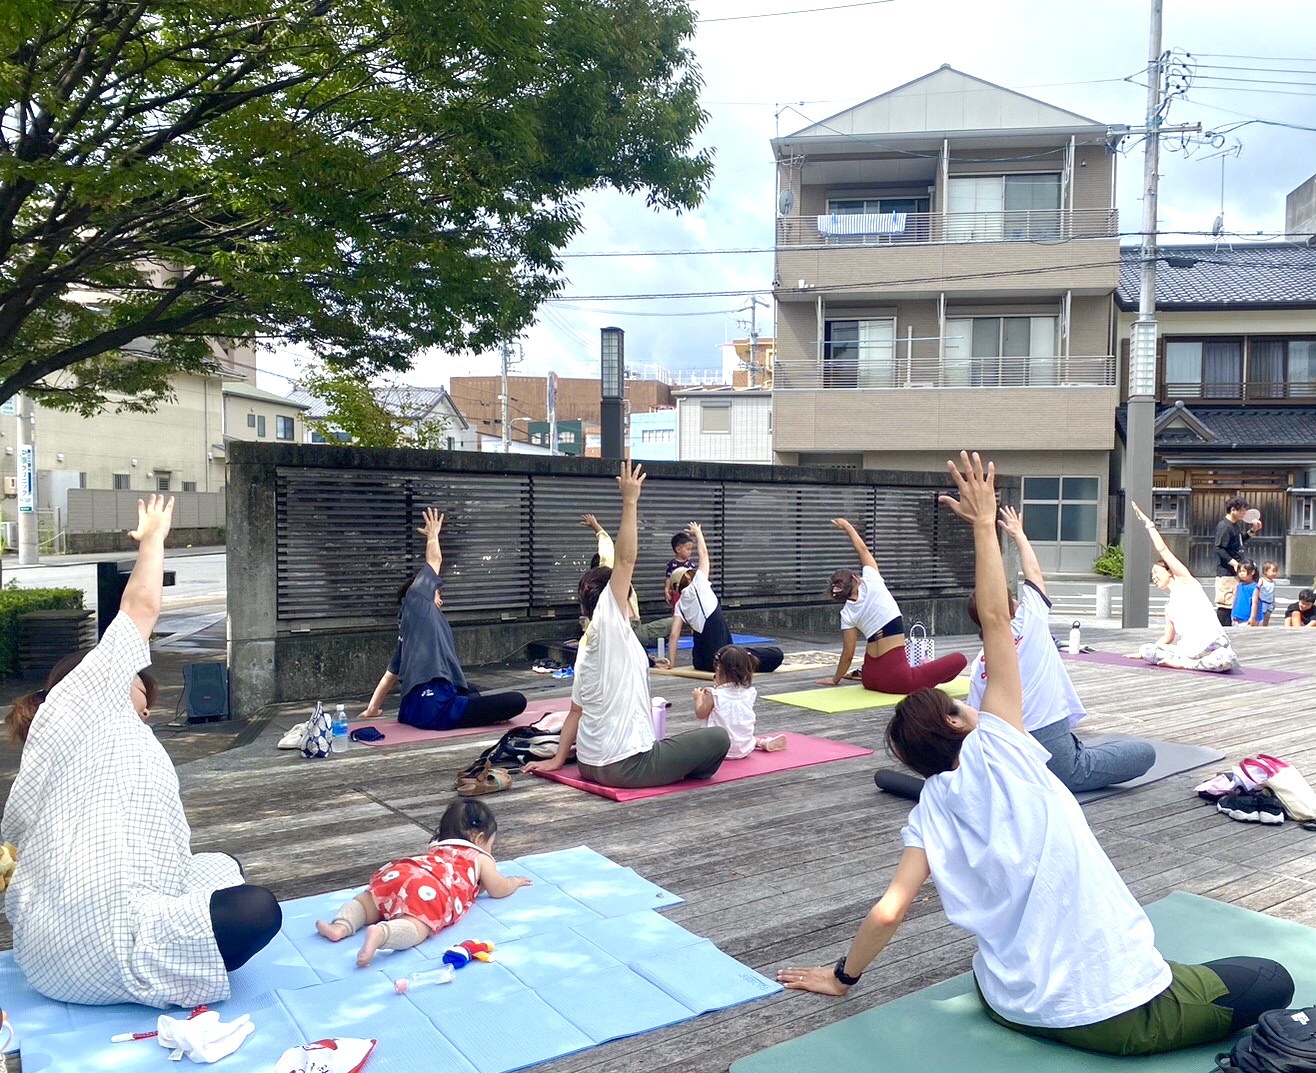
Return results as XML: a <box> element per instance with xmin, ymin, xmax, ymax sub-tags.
<box><xmin>316</xmin><ymin>800</ymin><xmax>530</xmax><ymax>967</ymax></box>
<box><xmin>692</xmin><ymin>645</ymin><xmax>786</xmax><ymax>758</ymax></box>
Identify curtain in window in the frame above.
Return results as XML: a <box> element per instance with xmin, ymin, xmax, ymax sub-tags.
<box><xmin>1203</xmin><ymin>341</ymin><xmax>1242</xmax><ymax>398</ymax></box>
<box><xmin>1248</xmin><ymin>340</ymin><xmax>1284</xmax><ymax>399</ymax></box>
<box><xmin>857</xmin><ymin>319</ymin><xmax>896</xmax><ymax>388</ymax></box>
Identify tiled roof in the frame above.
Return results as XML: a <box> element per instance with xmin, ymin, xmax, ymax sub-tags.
<box><xmin>284</xmin><ymin>385</ymin><xmax>468</xmax><ymax>429</ymax></box>
<box><xmin>1116</xmin><ymin>405</ymin><xmax>1316</xmax><ymax>448</ymax></box>
<box><xmin>1116</xmin><ymin>244</ymin><xmax>1316</xmax><ymax>309</ymax></box>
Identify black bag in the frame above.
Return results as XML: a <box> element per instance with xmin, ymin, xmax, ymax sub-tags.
<box><xmin>458</xmin><ymin>722</ymin><xmax>571</xmax><ymax>777</ymax></box>
<box><xmin>1216</xmin><ymin>1007</ymin><xmax>1316</xmax><ymax>1073</ymax></box>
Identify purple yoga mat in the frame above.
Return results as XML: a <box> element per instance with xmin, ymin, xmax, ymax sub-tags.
<box><xmin>1061</xmin><ymin>649</ymin><xmax>1308</xmax><ymax>684</ymax></box>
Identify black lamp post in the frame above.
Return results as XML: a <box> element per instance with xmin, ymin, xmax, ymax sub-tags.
<box><xmin>600</xmin><ymin>327</ymin><xmax>625</xmax><ymax>460</ymax></box>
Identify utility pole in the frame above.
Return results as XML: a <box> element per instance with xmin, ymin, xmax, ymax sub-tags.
<box><xmin>744</xmin><ymin>295</ymin><xmax>768</xmax><ymax>387</ymax></box>
<box><xmin>500</xmin><ymin>341</ymin><xmax>511</xmax><ymax>453</ymax></box>
<box><xmin>16</xmin><ymin>393</ymin><xmax>38</xmax><ymax>564</ymax></box>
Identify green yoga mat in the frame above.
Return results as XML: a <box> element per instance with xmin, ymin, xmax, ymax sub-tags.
<box><xmin>764</xmin><ymin>675</ymin><xmax>970</xmax><ymax>714</ymax></box>
<box><xmin>732</xmin><ymin>893</ymin><xmax>1316</xmax><ymax>1073</ymax></box>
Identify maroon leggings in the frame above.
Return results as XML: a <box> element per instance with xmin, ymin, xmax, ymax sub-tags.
<box><xmin>861</xmin><ymin>644</ymin><xmax>968</xmax><ymax>694</ymax></box>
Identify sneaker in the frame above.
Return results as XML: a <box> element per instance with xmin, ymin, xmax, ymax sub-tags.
<box><xmin>551</xmin><ymin>666</ymin><xmax>574</xmax><ymax>679</ymax></box>
<box><xmin>532</xmin><ymin>658</ymin><xmax>562</xmax><ymax>674</ymax></box>
<box><xmin>1217</xmin><ymin>793</ymin><xmax>1285</xmax><ymax>825</ymax></box>
<box><xmin>277</xmin><ymin>722</ymin><xmax>308</xmax><ymax>750</ymax></box>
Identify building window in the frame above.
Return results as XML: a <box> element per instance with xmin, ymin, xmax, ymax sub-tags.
<box><xmin>156</xmin><ymin>475</ymin><xmax>171</xmax><ymax>491</ymax></box>
<box><xmin>1246</xmin><ymin>338</ymin><xmax>1316</xmax><ymax>400</ymax></box>
<box><xmin>275</xmin><ymin>415</ymin><xmax>294</xmax><ymax>441</ymax></box>
<box><xmin>560</xmin><ymin>431</ymin><xmax>576</xmax><ymax>444</ymax></box>
<box><xmin>944</xmin><ymin>316</ymin><xmax>1057</xmax><ymax>386</ymax></box>
<box><xmin>823</xmin><ymin>318</ymin><xmax>896</xmax><ymax>388</ymax></box>
<box><xmin>700</xmin><ymin>404</ymin><xmax>731</xmax><ymax>433</ymax></box>
<box><xmin>182</xmin><ymin>481</ymin><xmax>197</xmax><ymax>492</ymax></box>
<box><xmin>946</xmin><ymin>174</ymin><xmax>1062</xmax><ymax>241</ymax></box>
<box><xmin>1165</xmin><ymin>339</ymin><xmax>1242</xmax><ymax>398</ymax></box>
<box><xmin>1022</xmin><ymin>476</ymin><xmax>1100</xmax><ymax>545</ymax></box>
<box><xmin>246</xmin><ymin>413</ymin><xmax>256</xmax><ymax>428</ymax></box>
<box><xmin>826</xmin><ymin>196</ymin><xmax>931</xmax><ymax>243</ymax></box>
<box><xmin>640</xmin><ymin>429</ymin><xmax>674</xmax><ymax>444</ymax></box>
<box><xmin>112</xmin><ymin>473</ymin><xmax>131</xmax><ymax>490</ymax></box>
<box><xmin>256</xmin><ymin>415</ymin><xmax>267</xmax><ymax>437</ymax></box>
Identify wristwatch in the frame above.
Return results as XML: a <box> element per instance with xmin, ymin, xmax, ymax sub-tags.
<box><xmin>833</xmin><ymin>956</ymin><xmax>862</xmax><ymax>987</ymax></box>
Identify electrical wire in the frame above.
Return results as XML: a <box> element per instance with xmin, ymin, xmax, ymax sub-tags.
<box><xmin>698</xmin><ymin>0</ymin><xmax>893</xmax><ymax>24</ymax></box>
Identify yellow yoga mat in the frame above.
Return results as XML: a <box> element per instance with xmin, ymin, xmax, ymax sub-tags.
<box><xmin>764</xmin><ymin>675</ymin><xmax>970</xmax><ymax>714</ymax></box>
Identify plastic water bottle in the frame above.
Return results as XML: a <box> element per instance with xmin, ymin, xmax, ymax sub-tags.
<box><xmin>1068</xmin><ymin>621</ymin><xmax>1081</xmax><ymax>655</ymax></box>
<box><xmin>650</xmin><ymin>696</ymin><xmax>669</xmax><ymax>738</ymax></box>
<box><xmin>331</xmin><ymin>704</ymin><xmax>349</xmax><ymax>752</ymax></box>
<box><xmin>393</xmin><ymin>965</ymin><xmax>455</xmax><ymax>993</ymax></box>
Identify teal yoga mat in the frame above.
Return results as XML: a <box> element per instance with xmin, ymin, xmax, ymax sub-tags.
<box><xmin>731</xmin><ymin>893</ymin><xmax>1316</xmax><ymax>1073</ymax></box>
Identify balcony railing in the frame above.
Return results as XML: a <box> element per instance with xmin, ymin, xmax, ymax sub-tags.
<box><xmin>1164</xmin><ymin>380</ymin><xmax>1316</xmax><ymax>401</ymax></box>
<box><xmin>776</xmin><ymin>208</ymin><xmax>1119</xmax><ymax>248</ymax></box>
<box><xmin>774</xmin><ymin>353</ymin><xmax>1116</xmax><ymax>391</ymax></box>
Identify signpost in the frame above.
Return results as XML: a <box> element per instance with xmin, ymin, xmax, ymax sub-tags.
<box><xmin>17</xmin><ymin>443</ymin><xmax>34</xmax><ymax>513</ymax></box>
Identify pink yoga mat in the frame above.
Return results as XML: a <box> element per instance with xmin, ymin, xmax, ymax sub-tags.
<box><xmin>354</xmin><ymin>695</ymin><xmax>572</xmax><ymax>747</ymax></box>
<box><xmin>1061</xmin><ymin>649</ymin><xmax>1307</xmax><ymax>684</ymax></box>
<box><xmin>533</xmin><ymin>732</ymin><xmax>874</xmax><ymax>801</ymax></box>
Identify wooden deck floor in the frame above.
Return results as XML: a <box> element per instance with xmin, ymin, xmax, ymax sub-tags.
<box><xmin>9</xmin><ymin>623</ymin><xmax>1316</xmax><ymax>1072</ymax></box>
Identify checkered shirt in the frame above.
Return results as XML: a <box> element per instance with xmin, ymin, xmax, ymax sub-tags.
<box><xmin>2</xmin><ymin>612</ymin><xmax>240</xmax><ymax>1007</ymax></box>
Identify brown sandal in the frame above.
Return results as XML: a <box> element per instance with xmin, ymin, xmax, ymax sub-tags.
<box><xmin>456</xmin><ymin>761</ymin><xmax>512</xmax><ymax>797</ymax></box>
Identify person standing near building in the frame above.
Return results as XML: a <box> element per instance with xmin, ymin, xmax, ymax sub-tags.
<box><xmin>1213</xmin><ymin>497</ymin><xmax>1262</xmax><ymax>628</ymax></box>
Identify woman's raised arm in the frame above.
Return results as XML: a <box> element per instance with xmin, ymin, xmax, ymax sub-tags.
<box><xmin>1132</xmin><ymin>502</ymin><xmax>1191</xmax><ymax>580</ymax></box>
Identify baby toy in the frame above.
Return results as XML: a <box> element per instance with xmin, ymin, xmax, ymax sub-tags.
<box><xmin>442</xmin><ymin>939</ymin><xmax>495</xmax><ymax>969</ymax></box>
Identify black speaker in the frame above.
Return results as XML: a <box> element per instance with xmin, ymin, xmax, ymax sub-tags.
<box><xmin>183</xmin><ymin>662</ymin><xmax>230</xmax><ymax>723</ymax></box>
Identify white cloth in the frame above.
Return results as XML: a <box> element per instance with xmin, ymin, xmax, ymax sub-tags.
<box><xmin>274</xmin><ymin>1039</ymin><xmax>378</xmax><ymax>1073</ymax></box>
<box><xmin>967</xmin><ymin>582</ymin><xmax>1086</xmax><ymax>732</ymax></box>
<box><xmin>573</xmin><ymin>587</ymin><xmax>656</xmax><ymax>767</ymax></box>
<box><xmin>673</xmin><ymin>571</ymin><xmax>718</xmax><ymax>634</ymax></box>
<box><xmin>839</xmin><ymin>565</ymin><xmax>900</xmax><ymax>639</ymax></box>
<box><xmin>1165</xmin><ymin>580</ymin><xmax>1228</xmax><ymax>658</ymax></box>
<box><xmin>901</xmin><ymin>713</ymin><xmax>1171</xmax><ymax>1029</ymax></box>
<box><xmin>707</xmin><ymin>684</ymin><xmax>759</xmax><ymax>759</ymax></box>
<box><xmin>2</xmin><ymin>612</ymin><xmax>240</xmax><ymax>1007</ymax></box>
<box><xmin>157</xmin><ymin>1010</ymin><xmax>253</xmax><ymax>1064</ymax></box>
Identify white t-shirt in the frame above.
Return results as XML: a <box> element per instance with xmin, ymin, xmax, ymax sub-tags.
<box><xmin>967</xmin><ymin>582</ymin><xmax>1086</xmax><ymax>732</ymax></box>
<box><xmin>708</xmin><ymin>684</ymin><xmax>759</xmax><ymax>759</ymax></box>
<box><xmin>902</xmin><ymin>713</ymin><xmax>1170</xmax><ymax>1028</ymax></box>
<box><xmin>1166</xmin><ymin>580</ymin><xmax>1228</xmax><ymax>658</ymax></box>
<box><xmin>674</xmin><ymin>571</ymin><xmax>718</xmax><ymax>634</ymax></box>
<box><xmin>839</xmin><ymin>565</ymin><xmax>900</xmax><ymax>639</ymax></box>
<box><xmin>573</xmin><ymin>586</ymin><xmax>656</xmax><ymax>768</ymax></box>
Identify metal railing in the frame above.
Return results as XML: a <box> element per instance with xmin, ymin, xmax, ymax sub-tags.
<box><xmin>1164</xmin><ymin>380</ymin><xmax>1316</xmax><ymax>401</ymax></box>
<box><xmin>774</xmin><ymin>353</ymin><xmax>1116</xmax><ymax>391</ymax></box>
<box><xmin>776</xmin><ymin>207</ymin><xmax>1119</xmax><ymax>248</ymax></box>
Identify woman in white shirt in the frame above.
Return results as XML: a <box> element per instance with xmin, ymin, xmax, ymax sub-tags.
<box><xmin>779</xmin><ymin>454</ymin><xmax>1291</xmax><ymax>1055</ymax></box>
<box><xmin>1129</xmin><ymin>502</ymin><xmax>1239</xmax><ymax>673</ymax></box>
<box><xmin>820</xmin><ymin>518</ymin><xmax>967</xmax><ymax>693</ymax></box>
<box><xmin>525</xmin><ymin>463</ymin><xmax>730</xmax><ymax>789</ymax></box>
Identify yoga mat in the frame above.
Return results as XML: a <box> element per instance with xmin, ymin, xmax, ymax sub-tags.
<box><xmin>649</xmin><ymin>633</ymin><xmax>776</xmax><ymax>652</ymax></box>
<box><xmin>653</xmin><ymin>666</ymin><xmax>716</xmax><ymax>680</ymax></box>
<box><xmin>10</xmin><ymin>847</ymin><xmax>778</xmax><ymax>1073</ymax></box>
<box><xmin>873</xmin><ymin>738</ymin><xmax>1226</xmax><ymax>806</ymax></box>
<box><xmin>354</xmin><ymin>695</ymin><xmax>571</xmax><ymax>748</ymax></box>
<box><xmin>732</xmin><ymin>892</ymin><xmax>1316</xmax><ymax>1073</ymax></box>
<box><xmin>533</xmin><ymin>732</ymin><xmax>873</xmax><ymax>802</ymax></box>
<box><xmin>1062</xmin><ymin>649</ymin><xmax>1308</xmax><ymax>685</ymax></box>
<box><xmin>765</xmin><ymin>675</ymin><xmax>971</xmax><ymax>714</ymax></box>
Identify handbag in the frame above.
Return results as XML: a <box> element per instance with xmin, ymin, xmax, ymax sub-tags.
<box><xmin>905</xmin><ymin>622</ymin><xmax>935</xmax><ymax>667</ymax></box>
<box><xmin>1240</xmin><ymin>755</ymin><xmax>1316</xmax><ymax>823</ymax></box>
<box><xmin>300</xmin><ymin>701</ymin><xmax>332</xmax><ymax>759</ymax></box>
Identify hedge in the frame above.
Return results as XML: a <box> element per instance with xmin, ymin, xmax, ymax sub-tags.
<box><xmin>0</xmin><ymin>587</ymin><xmax>84</xmax><ymax>678</ymax></box>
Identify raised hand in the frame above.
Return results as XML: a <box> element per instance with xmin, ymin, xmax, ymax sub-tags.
<box><xmin>580</xmin><ymin>513</ymin><xmax>602</xmax><ymax>532</ymax></box>
<box><xmin>128</xmin><ymin>494</ymin><xmax>175</xmax><ymax>544</ymax></box>
<box><xmin>997</xmin><ymin>505</ymin><xmax>1024</xmax><ymax>540</ymax></box>
<box><xmin>417</xmin><ymin>507</ymin><xmax>444</xmax><ymax>538</ymax></box>
<box><xmin>686</xmin><ymin>521</ymin><xmax>703</xmax><ymax>538</ymax></box>
<box><xmin>1130</xmin><ymin>501</ymin><xmax>1152</xmax><ymax>528</ymax></box>
<box><xmin>617</xmin><ymin>460</ymin><xmax>646</xmax><ymax>504</ymax></box>
<box><xmin>938</xmin><ymin>451</ymin><xmax>996</xmax><ymax>527</ymax></box>
<box><xmin>831</xmin><ymin>518</ymin><xmax>854</xmax><ymax>532</ymax></box>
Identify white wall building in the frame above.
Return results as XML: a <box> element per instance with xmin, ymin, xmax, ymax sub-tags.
<box><xmin>675</xmin><ymin>388</ymin><xmax>773</xmax><ymax>464</ymax></box>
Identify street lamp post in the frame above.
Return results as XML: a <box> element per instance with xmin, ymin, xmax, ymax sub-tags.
<box><xmin>600</xmin><ymin>328</ymin><xmax>625</xmax><ymax>461</ymax></box>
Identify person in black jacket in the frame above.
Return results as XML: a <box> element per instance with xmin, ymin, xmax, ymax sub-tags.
<box><xmin>1212</xmin><ymin>497</ymin><xmax>1261</xmax><ymax>627</ymax></box>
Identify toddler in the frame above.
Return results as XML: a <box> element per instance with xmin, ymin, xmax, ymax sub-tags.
<box><xmin>692</xmin><ymin>645</ymin><xmax>786</xmax><ymax>759</ymax></box>
<box><xmin>316</xmin><ymin>800</ymin><xmax>530</xmax><ymax>967</ymax></box>
<box><xmin>1254</xmin><ymin>561</ymin><xmax>1279</xmax><ymax>626</ymax></box>
<box><xmin>1231</xmin><ymin>562</ymin><xmax>1259</xmax><ymax>627</ymax></box>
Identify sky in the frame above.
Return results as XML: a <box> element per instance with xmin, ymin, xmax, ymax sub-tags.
<box><xmin>256</xmin><ymin>0</ymin><xmax>1316</xmax><ymax>396</ymax></box>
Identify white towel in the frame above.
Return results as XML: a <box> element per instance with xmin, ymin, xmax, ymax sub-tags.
<box><xmin>157</xmin><ymin>1010</ymin><xmax>253</xmax><ymax>1063</ymax></box>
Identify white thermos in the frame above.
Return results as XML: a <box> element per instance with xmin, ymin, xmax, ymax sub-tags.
<box><xmin>1068</xmin><ymin>621</ymin><xmax>1081</xmax><ymax>655</ymax></box>
<box><xmin>650</xmin><ymin>696</ymin><xmax>670</xmax><ymax>738</ymax></box>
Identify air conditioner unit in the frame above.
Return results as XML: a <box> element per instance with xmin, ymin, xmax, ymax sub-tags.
<box><xmin>3</xmin><ymin>476</ymin><xmax>16</xmax><ymax>496</ymax></box>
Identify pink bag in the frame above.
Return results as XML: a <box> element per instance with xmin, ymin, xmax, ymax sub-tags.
<box><xmin>1238</xmin><ymin>754</ymin><xmax>1316</xmax><ymax>822</ymax></box>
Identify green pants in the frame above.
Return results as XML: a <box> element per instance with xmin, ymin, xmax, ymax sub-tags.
<box><xmin>576</xmin><ymin>616</ymin><xmax>674</xmax><ymax>646</ymax></box>
<box><xmin>578</xmin><ymin>728</ymin><xmax>730</xmax><ymax>788</ymax></box>
<box><xmin>977</xmin><ymin>962</ymin><xmax>1231</xmax><ymax>1056</ymax></box>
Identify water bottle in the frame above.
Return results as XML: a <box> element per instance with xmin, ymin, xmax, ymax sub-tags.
<box><xmin>393</xmin><ymin>965</ymin><xmax>455</xmax><ymax>993</ymax></box>
<box><xmin>1068</xmin><ymin>621</ymin><xmax>1081</xmax><ymax>655</ymax></box>
<box><xmin>650</xmin><ymin>696</ymin><xmax>669</xmax><ymax>738</ymax></box>
<box><xmin>331</xmin><ymin>704</ymin><xmax>349</xmax><ymax>752</ymax></box>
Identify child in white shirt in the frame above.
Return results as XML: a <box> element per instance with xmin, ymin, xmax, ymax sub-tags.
<box><xmin>693</xmin><ymin>645</ymin><xmax>786</xmax><ymax>759</ymax></box>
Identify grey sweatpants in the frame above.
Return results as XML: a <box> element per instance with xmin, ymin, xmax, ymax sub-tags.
<box><xmin>578</xmin><ymin>728</ymin><xmax>730</xmax><ymax>788</ymax></box>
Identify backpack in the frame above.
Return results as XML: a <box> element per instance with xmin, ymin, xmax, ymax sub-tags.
<box><xmin>458</xmin><ymin>716</ymin><xmax>572</xmax><ymax>776</ymax></box>
<box><xmin>1215</xmin><ymin>1007</ymin><xmax>1316</xmax><ymax>1073</ymax></box>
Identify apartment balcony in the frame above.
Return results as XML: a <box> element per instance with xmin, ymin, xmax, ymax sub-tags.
<box><xmin>1164</xmin><ymin>380</ymin><xmax>1316</xmax><ymax>402</ymax></box>
<box><xmin>774</xmin><ymin>352</ymin><xmax>1116</xmax><ymax>392</ymax></box>
<box><xmin>775</xmin><ymin>208</ymin><xmax>1120</xmax><ymax>299</ymax></box>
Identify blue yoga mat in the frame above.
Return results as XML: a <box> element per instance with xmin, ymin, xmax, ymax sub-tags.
<box><xmin>650</xmin><ymin>632</ymin><xmax>776</xmax><ymax>651</ymax></box>
<box><xmin>8</xmin><ymin>845</ymin><xmax>779</xmax><ymax>1073</ymax></box>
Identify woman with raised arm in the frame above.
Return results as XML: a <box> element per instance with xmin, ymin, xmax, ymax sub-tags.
<box><xmin>779</xmin><ymin>454</ymin><xmax>1291</xmax><ymax>1055</ymax></box>
<box><xmin>819</xmin><ymin>517</ymin><xmax>967</xmax><ymax>692</ymax></box>
<box><xmin>665</xmin><ymin>521</ymin><xmax>784</xmax><ymax>674</ymax></box>
<box><xmin>525</xmin><ymin>462</ymin><xmax>730</xmax><ymax>789</ymax></box>
<box><xmin>3</xmin><ymin>496</ymin><xmax>282</xmax><ymax>1006</ymax></box>
<box><xmin>1129</xmin><ymin>502</ymin><xmax>1238</xmax><ymax>673</ymax></box>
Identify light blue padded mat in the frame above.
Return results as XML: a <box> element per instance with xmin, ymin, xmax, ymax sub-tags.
<box><xmin>9</xmin><ymin>845</ymin><xmax>778</xmax><ymax>1073</ymax></box>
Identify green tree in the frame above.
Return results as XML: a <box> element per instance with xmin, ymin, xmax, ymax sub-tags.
<box><xmin>297</xmin><ymin>363</ymin><xmax>450</xmax><ymax>449</ymax></box>
<box><xmin>0</xmin><ymin>0</ymin><xmax>712</xmax><ymax>413</ymax></box>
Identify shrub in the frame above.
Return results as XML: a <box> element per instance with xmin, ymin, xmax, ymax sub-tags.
<box><xmin>1092</xmin><ymin>543</ymin><xmax>1124</xmax><ymax>580</ymax></box>
<box><xmin>0</xmin><ymin>587</ymin><xmax>84</xmax><ymax>678</ymax></box>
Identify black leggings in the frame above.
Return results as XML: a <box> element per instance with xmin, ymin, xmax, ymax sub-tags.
<box><xmin>691</xmin><ymin>607</ymin><xmax>784</xmax><ymax>674</ymax></box>
<box><xmin>460</xmin><ymin>690</ymin><xmax>528</xmax><ymax>727</ymax></box>
<box><xmin>209</xmin><ymin>884</ymin><xmax>282</xmax><ymax>972</ymax></box>
<box><xmin>1207</xmin><ymin>956</ymin><xmax>1296</xmax><ymax>1030</ymax></box>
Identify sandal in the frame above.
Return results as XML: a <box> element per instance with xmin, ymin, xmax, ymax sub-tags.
<box><xmin>456</xmin><ymin>761</ymin><xmax>513</xmax><ymax>797</ymax></box>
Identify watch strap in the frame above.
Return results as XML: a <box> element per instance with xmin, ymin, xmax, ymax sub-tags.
<box><xmin>833</xmin><ymin>956</ymin><xmax>861</xmax><ymax>987</ymax></box>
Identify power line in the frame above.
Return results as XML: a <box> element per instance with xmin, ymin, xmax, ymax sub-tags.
<box><xmin>699</xmin><ymin>0</ymin><xmax>893</xmax><ymax>24</ymax></box>
<box><xmin>1190</xmin><ymin>53</ymin><xmax>1316</xmax><ymax>63</ymax></box>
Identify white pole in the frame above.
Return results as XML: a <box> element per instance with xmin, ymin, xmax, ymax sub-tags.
<box><xmin>500</xmin><ymin>342</ymin><xmax>511</xmax><ymax>453</ymax></box>
<box><xmin>16</xmin><ymin>393</ymin><xmax>38</xmax><ymax>564</ymax></box>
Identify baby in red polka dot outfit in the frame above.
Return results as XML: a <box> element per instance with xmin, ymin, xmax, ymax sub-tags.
<box><xmin>316</xmin><ymin>800</ymin><xmax>531</xmax><ymax>967</ymax></box>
